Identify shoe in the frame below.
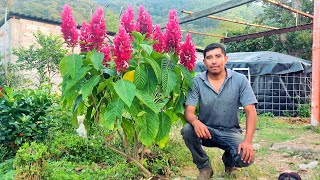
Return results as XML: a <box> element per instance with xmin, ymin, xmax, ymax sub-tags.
<box><xmin>225</xmin><ymin>166</ymin><xmax>235</xmax><ymax>174</ymax></box>
<box><xmin>197</xmin><ymin>167</ymin><xmax>213</xmax><ymax>180</ymax></box>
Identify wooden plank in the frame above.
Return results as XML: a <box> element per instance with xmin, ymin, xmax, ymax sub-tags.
<box><xmin>264</xmin><ymin>0</ymin><xmax>313</xmax><ymax>18</ymax></box>
<box><xmin>221</xmin><ymin>23</ymin><xmax>313</xmax><ymax>43</ymax></box>
<box><xmin>178</xmin><ymin>0</ymin><xmax>256</xmax><ymax>25</ymax></box>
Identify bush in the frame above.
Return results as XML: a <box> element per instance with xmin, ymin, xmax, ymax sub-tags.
<box><xmin>14</xmin><ymin>142</ymin><xmax>49</xmax><ymax>180</ymax></box>
<box><xmin>0</xmin><ymin>159</ymin><xmax>15</xmax><ymax>180</ymax></box>
<box><xmin>0</xmin><ymin>86</ymin><xmax>55</xmax><ymax>159</ymax></box>
<box><xmin>49</xmin><ymin>132</ymin><xmax>113</xmax><ymax>163</ymax></box>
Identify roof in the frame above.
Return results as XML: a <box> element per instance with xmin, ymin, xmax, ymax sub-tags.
<box><xmin>0</xmin><ymin>11</ymin><xmax>116</xmax><ymax>36</ymax></box>
<box><xmin>195</xmin><ymin>51</ymin><xmax>312</xmax><ymax>75</ymax></box>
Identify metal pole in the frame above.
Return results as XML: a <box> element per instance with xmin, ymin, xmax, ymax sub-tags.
<box><xmin>3</xmin><ymin>3</ymin><xmax>8</xmax><ymax>86</ymax></box>
<box><xmin>311</xmin><ymin>0</ymin><xmax>320</xmax><ymax>126</ymax></box>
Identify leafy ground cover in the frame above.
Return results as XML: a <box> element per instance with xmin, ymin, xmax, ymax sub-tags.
<box><xmin>1</xmin><ymin>112</ymin><xmax>320</xmax><ymax>179</ymax></box>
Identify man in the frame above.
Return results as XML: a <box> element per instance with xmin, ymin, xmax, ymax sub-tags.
<box><xmin>181</xmin><ymin>43</ymin><xmax>258</xmax><ymax>179</ymax></box>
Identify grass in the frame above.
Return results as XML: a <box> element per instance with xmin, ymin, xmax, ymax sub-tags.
<box><xmin>166</xmin><ymin>115</ymin><xmax>320</xmax><ymax>179</ymax></box>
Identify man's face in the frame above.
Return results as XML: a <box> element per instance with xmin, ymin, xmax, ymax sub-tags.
<box><xmin>203</xmin><ymin>48</ymin><xmax>228</xmax><ymax>75</ymax></box>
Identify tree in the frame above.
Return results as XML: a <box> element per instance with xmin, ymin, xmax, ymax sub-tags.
<box><xmin>13</xmin><ymin>31</ymin><xmax>67</xmax><ymax>86</ymax></box>
<box><xmin>226</xmin><ymin>0</ymin><xmax>313</xmax><ymax>60</ymax></box>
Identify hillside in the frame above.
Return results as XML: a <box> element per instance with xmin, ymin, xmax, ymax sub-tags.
<box><xmin>0</xmin><ymin>0</ymin><xmax>264</xmax><ymax>47</ymax></box>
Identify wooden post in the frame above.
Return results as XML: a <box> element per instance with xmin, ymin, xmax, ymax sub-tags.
<box><xmin>264</xmin><ymin>0</ymin><xmax>313</xmax><ymax>19</ymax></box>
<box><xmin>311</xmin><ymin>0</ymin><xmax>320</xmax><ymax>126</ymax></box>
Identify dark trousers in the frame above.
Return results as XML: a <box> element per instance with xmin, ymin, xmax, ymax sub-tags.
<box><xmin>181</xmin><ymin>123</ymin><xmax>253</xmax><ymax>169</ymax></box>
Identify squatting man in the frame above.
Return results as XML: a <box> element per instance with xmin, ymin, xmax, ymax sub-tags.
<box><xmin>181</xmin><ymin>43</ymin><xmax>258</xmax><ymax>179</ymax></box>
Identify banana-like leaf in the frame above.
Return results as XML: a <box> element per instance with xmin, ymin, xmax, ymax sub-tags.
<box><xmin>114</xmin><ymin>80</ymin><xmax>136</xmax><ymax>107</ymax></box>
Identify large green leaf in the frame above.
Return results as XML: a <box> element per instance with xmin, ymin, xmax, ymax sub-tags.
<box><xmin>134</xmin><ymin>66</ymin><xmax>147</xmax><ymax>90</ymax></box>
<box><xmin>145</xmin><ymin>58</ymin><xmax>161</xmax><ymax>82</ymax></box>
<box><xmin>155</xmin><ymin>112</ymin><xmax>171</xmax><ymax>142</ymax></box>
<box><xmin>114</xmin><ymin>80</ymin><xmax>136</xmax><ymax>107</ymax></box>
<box><xmin>65</xmin><ymin>54</ymin><xmax>83</xmax><ymax>79</ymax></box>
<box><xmin>122</xmin><ymin>118</ymin><xmax>134</xmax><ymax>143</ymax></box>
<box><xmin>132</xmin><ymin>31</ymin><xmax>144</xmax><ymax>43</ymax></box>
<box><xmin>103</xmin><ymin>98</ymin><xmax>124</xmax><ymax>130</ymax></box>
<box><xmin>136</xmin><ymin>109</ymin><xmax>159</xmax><ymax>146</ymax></box>
<box><xmin>64</xmin><ymin>67</ymin><xmax>92</xmax><ymax>93</ymax></box>
<box><xmin>81</xmin><ymin>75</ymin><xmax>100</xmax><ymax>100</ymax></box>
<box><xmin>145</xmin><ymin>68</ymin><xmax>158</xmax><ymax>95</ymax></box>
<box><xmin>140</xmin><ymin>44</ymin><xmax>153</xmax><ymax>55</ymax></box>
<box><xmin>90</xmin><ymin>51</ymin><xmax>104</xmax><ymax>70</ymax></box>
<box><xmin>135</xmin><ymin>90</ymin><xmax>158</xmax><ymax>113</ymax></box>
<box><xmin>161</xmin><ymin>69</ymin><xmax>177</xmax><ymax>97</ymax></box>
<box><xmin>178</xmin><ymin>64</ymin><xmax>193</xmax><ymax>88</ymax></box>
<box><xmin>59</xmin><ymin>56</ymin><xmax>68</xmax><ymax>77</ymax></box>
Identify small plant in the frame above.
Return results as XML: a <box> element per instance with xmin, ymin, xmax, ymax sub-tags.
<box><xmin>14</xmin><ymin>142</ymin><xmax>49</xmax><ymax>180</ymax></box>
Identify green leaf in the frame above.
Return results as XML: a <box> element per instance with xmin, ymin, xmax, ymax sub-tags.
<box><xmin>65</xmin><ymin>54</ymin><xmax>83</xmax><ymax>79</ymax></box>
<box><xmin>136</xmin><ymin>109</ymin><xmax>159</xmax><ymax>146</ymax></box>
<box><xmin>64</xmin><ymin>67</ymin><xmax>92</xmax><ymax>93</ymax></box>
<box><xmin>72</xmin><ymin>95</ymin><xmax>83</xmax><ymax>113</ymax></box>
<box><xmin>134</xmin><ymin>66</ymin><xmax>147</xmax><ymax>90</ymax></box>
<box><xmin>81</xmin><ymin>75</ymin><xmax>100</xmax><ymax>100</ymax></box>
<box><xmin>150</xmin><ymin>51</ymin><xmax>166</xmax><ymax>61</ymax></box>
<box><xmin>178</xmin><ymin>64</ymin><xmax>193</xmax><ymax>88</ymax></box>
<box><xmin>90</xmin><ymin>51</ymin><xmax>104</xmax><ymax>70</ymax></box>
<box><xmin>103</xmin><ymin>98</ymin><xmax>124</xmax><ymax>130</ymax></box>
<box><xmin>161</xmin><ymin>69</ymin><xmax>177</xmax><ymax>97</ymax></box>
<box><xmin>156</xmin><ymin>98</ymin><xmax>170</xmax><ymax>110</ymax></box>
<box><xmin>140</xmin><ymin>44</ymin><xmax>153</xmax><ymax>55</ymax></box>
<box><xmin>132</xmin><ymin>31</ymin><xmax>144</xmax><ymax>43</ymax></box>
<box><xmin>145</xmin><ymin>58</ymin><xmax>161</xmax><ymax>82</ymax></box>
<box><xmin>155</xmin><ymin>112</ymin><xmax>171</xmax><ymax>142</ymax></box>
<box><xmin>174</xmin><ymin>94</ymin><xmax>186</xmax><ymax>113</ymax></box>
<box><xmin>122</xmin><ymin>119</ymin><xmax>134</xmax><ymax>143</ymax></box>
<box><xmin>135</xmin><ymin>90</ymin><xmax>158</xmax><ymax>113</ymax></box>
<box><xmin>145</xmin><ymin>68</ymin><xmax>158</xmax><ymax>95</ymax></box>
<box><xmin>114</xmin><ymin>80</ymin><xmax>136</xmax><ymax>107</ymax></box>
<box><xmin>59</xmin><ymin>56</ymin><xmax>68</xmax><ymax>77</ymax></box>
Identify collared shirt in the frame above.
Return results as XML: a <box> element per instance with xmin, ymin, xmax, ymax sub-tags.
<box><xmin>186</xmin><ymin>69</ymin><xmax>257</xmax><ymax>131</ymax></box>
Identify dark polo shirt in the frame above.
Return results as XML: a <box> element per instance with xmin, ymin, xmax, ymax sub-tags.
<box><xmin>186</xmin><ymin>69</ymin><xmax>257</xmax><ymax>131</ymax></box>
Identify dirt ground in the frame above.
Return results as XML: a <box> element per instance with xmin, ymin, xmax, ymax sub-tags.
<box><xmin>175</xmin><ymin>118</ymin><xmax>320</xmax><ymax>180</ymax></box>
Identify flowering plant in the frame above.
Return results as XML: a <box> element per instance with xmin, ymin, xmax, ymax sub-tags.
<box><xmin>59</xmin><ymin>4</ymin><xmax>196</xmax><ymax>177</ymax></box>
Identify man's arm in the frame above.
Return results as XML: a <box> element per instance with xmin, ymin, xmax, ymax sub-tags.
<box><xmin>238</xmin><ymin>104</ymin><xmax>257</xmax><ymax>163</ymax></box>
<box><xmin>184</xmin><ymin>105</ymin><xmax>211</xmax><ymax>139</ymax></box>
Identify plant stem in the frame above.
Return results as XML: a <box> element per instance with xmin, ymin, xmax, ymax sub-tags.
<box><xmin>103</xmin><ymin>138</ymin><xmax>151</xmax><ymax>178</ymax></box>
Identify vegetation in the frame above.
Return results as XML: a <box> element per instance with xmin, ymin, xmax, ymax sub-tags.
<box><xmin>13</xmin><ymin>32</ymin><xmax>67</xmax><ymax>86</ymax></box>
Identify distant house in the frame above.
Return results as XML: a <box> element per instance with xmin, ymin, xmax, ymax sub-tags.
<box><xmin>0</xmin><ymin>11</ymin><xmax>115</xmax><ymax>63</ymax></box>
<box><xmin>0</xmin><ymin>12</ymin><xmax>115</xmax><ymax>88</ymax></box>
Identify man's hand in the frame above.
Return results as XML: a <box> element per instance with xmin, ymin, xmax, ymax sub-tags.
<box><xmin>238</xmin><ymin>140</ymin><xmax>254</xmax><ymax>163</ymax></box>
<box><xmin>192</xmin><ymin>120</ymin><xmax>211</xmax><ymax>139</ymax></box>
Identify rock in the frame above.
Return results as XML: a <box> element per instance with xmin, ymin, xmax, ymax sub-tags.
<box><xmin>298</xmin><ymin>161</ymin><xmax>318</xmax><ymax>169</ymax></box>
<box><xmin>253</xmin><ymin>143</ymin><xmax>261</xmax><ymax>150</ymax></box>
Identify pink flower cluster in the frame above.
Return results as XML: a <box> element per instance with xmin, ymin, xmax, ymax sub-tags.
<box><xmin>163</xmin><ymin>10</ymin><xmax>181</xmax><ymax>54</ymax></box>
<box><xmin>180</xmin><ymin>33</ymin><xmax>196</xmax><ymax>71</ymax></box>
<box><xmin>89</xmin><ymin>8</ymin><xmax>107</xmax><ymax>51</ymax></box>
<box><xmin>136</xmin><ymin>5</ymin><xmax>153</xmax><ymax>38</ymax></box>
<box><xmin>113</xmin><ymin>25</ymin><xmax>133</xmax><ymax>73</ymax></box>
<box><xmin>120</xmin><ymin>6</ymin><xmax>136</xmax><ymax>37</ymax></box>
<box><xmin>61</xmin><ymin>4</ymin><xmax>196</xmax><ymax>73</ymax></box>
<box><xmin>152</xmin><ymin>25</ymin><xmax>164</xmax><ymax>53</ymax></box>
<box><xmin>60</xmin><ymin>4</ymin><xmax>78</xmax><ymax>47</ymax></box>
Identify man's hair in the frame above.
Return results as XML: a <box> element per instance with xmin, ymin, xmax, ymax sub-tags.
<box><xmin>203</xmin><ymin>43</ymin><xmax>226</xmax><ymax>58</ymax></box>
<box><xmin>278</xmin><ymin>172</ymin><xmax>302</xmax><ymax>180</ymax></box>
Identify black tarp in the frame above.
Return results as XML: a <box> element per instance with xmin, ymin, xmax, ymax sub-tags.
<box><xmin>195</xmin><ymin>51</ymin><xmax>312</xmax><ymax>75</ymax></box>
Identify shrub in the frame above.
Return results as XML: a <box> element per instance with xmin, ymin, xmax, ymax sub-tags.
<box><xmin>0</xmin><ymin>86</ymin><xmax>55</xmax><ymax>159</ymax></box>
<box><xmin>14</xmin><ymin>142</ymin><xmax>49</xmax><ymax>180</ymax></box>
<box><xmin>49</xmin><ymin>132</ymin><xmax>113</xmax><ymax>163</ymax></box>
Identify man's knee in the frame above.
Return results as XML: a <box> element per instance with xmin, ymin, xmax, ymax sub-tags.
<box><xmin>181</xmin><ymin>123</ymin><xmax>196</xmax><ymax>141</ymax></box>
